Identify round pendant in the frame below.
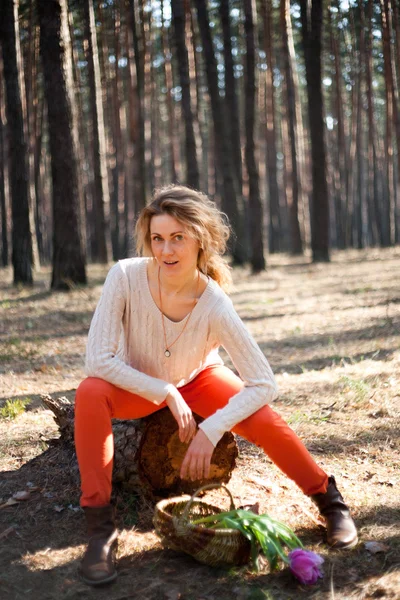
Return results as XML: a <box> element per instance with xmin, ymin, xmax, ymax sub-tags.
<box><xmin>164</xmin><ymin>349</ymin><xmax>171</xmax><ymax>358</ymax></box>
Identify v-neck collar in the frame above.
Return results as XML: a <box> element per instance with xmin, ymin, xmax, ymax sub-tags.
<box><xmin>140</xmin><ymin>258</ymin><xmax>213</xmax><ymax>325</ymax></box>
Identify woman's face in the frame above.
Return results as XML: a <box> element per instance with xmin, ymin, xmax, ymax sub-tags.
<box><xmin>150</xmin><ymin>213</ymin><xmax>200</xmax><ymax>279</ymax></box>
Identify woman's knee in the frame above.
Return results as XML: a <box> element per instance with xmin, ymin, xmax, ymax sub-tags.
<box><xmin>234</xmin><ymin>404</ymin><xmax>285</xmax><ymax>442</ymax></box>
<box><xmin>75</xmin><ymin>377</ymin><xmax>114</xmax><ymax>411</ymax></box>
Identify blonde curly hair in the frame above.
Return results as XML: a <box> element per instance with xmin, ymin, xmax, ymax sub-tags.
<box><xmin>135</xmin><ymin>185</ymin><xmax>232</xmax><ymax>291</ymax></box>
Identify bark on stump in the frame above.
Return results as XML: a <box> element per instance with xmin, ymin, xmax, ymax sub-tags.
<box><xmin>41</xmin><ymin>394</ymin><xmax>238</xmax><ymax>499</ymax></box>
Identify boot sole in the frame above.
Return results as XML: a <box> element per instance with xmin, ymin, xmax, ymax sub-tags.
<box><xmin>328</xmin><ymin>536</ymin><xmax>358</xmax><ymax>550</ymax></box>
<box><xmin>79</xmin><ymin>571</ymin><xmax>118</xmax><ymax>586</ymax></box>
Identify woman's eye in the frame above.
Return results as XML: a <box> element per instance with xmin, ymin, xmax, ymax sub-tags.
<box><xmin>152</xmin><ymin>236</ymin><xmax>162</xmax><ymax>242</ymax></box>
<box><xmin>174</xmin><ymin>235</ymin><xmax>184</xmax><ymax>241</ymax></box>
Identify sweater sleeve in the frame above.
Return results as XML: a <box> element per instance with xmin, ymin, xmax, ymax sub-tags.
<box><xmin>198</xmin><ymin>297</ymin><xmax>278</xmax><ymax>446</ymax></box>
<box><xmin>85</xmin><ymin>262</ymin><xmax>176</xmax><ymax>404</ymax></box>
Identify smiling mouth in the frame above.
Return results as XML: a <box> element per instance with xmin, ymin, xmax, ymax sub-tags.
<box><xmin>164</xmin><ymin>261</ymin><xmax>178</xmax><ymax>265</ymax></box>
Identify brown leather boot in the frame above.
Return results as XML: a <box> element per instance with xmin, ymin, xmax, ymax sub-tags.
<box><xmin>311</xmin><ymin>476</ymin><xmax>358</xmax><ymax>549</ymax></box>
<box><xmin>79</xmin><ymin>505</ymin><xmax>118</xmax><ymax>586</ymax></box>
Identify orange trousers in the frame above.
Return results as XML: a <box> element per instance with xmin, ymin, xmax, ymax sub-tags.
<box><xmin>74</xmin><ymin>365</ymin><xmax>328</xmax><ymax>507</ymax></box>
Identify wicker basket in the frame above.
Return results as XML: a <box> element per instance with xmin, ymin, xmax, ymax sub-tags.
<box><xmin>153</xmin><ymin>483</ymin><xmax>252</xmax><ymax>567</ymax></box>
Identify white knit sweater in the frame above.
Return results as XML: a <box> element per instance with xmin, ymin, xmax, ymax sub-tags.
<box><xmin>85</xmin><ymin>257</ymin><xmax>278</xmax><ymax>446</ymax></box>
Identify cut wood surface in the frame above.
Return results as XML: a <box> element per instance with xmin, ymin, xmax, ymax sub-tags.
<box><xmin>41</xmin><ymin>394</ymin><xmax>238</xmax><ymax>498</ymax></box>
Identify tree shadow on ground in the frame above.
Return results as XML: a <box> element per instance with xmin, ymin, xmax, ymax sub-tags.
<box><xmin>239</xmin><ymin>295</ymin><xmax>400</xmax><ymax>321</ymax></box>
<box><xmin>0</xmin><ymin>389</ymin><xmax>77</xmax><ymax>408</ymax></box>
<box><xmin>271</xmin><ymin>347</ymin><xmax>396</xmax><ymax>374</ymax></box>
<box><xmin>1</xmin><ymin>434</ymin><xmax>399</xmax><ymax>599</ymax></box>
<box><xmin>1</xmin><ymin>309</ymin><xmax>93</xmax><ymax>339</ymax></box>
<box><xmin>0</xmin><ymin>290</ymin><xmax>53</xmax><ymax>306</ymax></box>
<box><xmin>1</xmin><ymin>499</ymin><xmax>399</xmax><ymax>600</ymax></box>
<box><xmin>303</xmin><ymin>423</ymin><xmax>399</xmax><ymax>456</ymax></box>
<box><xmin>259</xmin><ymin>320</ymin><xmax>400</xmax><ymax>352</ymax></box>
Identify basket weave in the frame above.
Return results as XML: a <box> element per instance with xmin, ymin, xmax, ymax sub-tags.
<box><xmin>153</xmin><ymin>483</ymin><xmax>251</xmax><ymax>567</ymax></box>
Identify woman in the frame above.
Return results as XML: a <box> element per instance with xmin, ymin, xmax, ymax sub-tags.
<box><xmin>75</xmin><ymin>185</ymin><xmax>357</xmax><ymax>586</ymax></box>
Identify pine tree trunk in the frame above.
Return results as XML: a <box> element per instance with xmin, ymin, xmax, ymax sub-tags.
<box><xmin>121</xmin><ymin>3</ymin><xmax>136</xmax><ymax>259</ymax></box>
<box><xmin>299</xmin><ymin>0</ymin><xmax>330</xmax><ymax>262</ymax></box>
<box><xmin>260</xmin><ymin>0</ymin><xmax>281</xmax><ymax>254</ymax></box>
<box><xmin>355</xmin><ymin>4</ymin><xmax>365</xmax><ymax>249</ymax></box>
<box><xmin>391</xmin><ymin>0</ymin><xmax>400</xmax><ymax>240</ymax></box>
<box><xmin>185</xmin><ymin>0</ymin><xmax>206</xmax><ymax>192</ymax></box>
<box><xmin>0</xmin><ymin>51</ymin><xmax>8</xmax><ymax>267</ymax></box>
<box><xmin>280</xmin><ymin>0</ymin><xmax>303</xmax><ymax>255</ymax></box>
<box><xmin>382</xmin><ymin>0</ymin><xmax>400</xmax><ymax>243</ymax></box>
<box><xmin>37</xmin><ymin>0</ymin><xmax>86</xmax><ymax>289</ymax></box>
<box><xmin>0</xmin><ymin>0</ymin><xmax>33</xmax><ymax>284</ymax></box>
<box><xmin>128</xmin><ymin>0</ymin><xmax>147</xmax><ymax>212</ymax></box>
<box><xmin>219</xmin><ymin>0</ymin><xmax>242</xmax><ymax>194</ymax></box>
<box><xmin>244</xmin><ymin>0</ymin><xmax>265</xmax><ymax>272</ymax></box>
<box><xmin>194</xmin><ymin>0</ymin><xmax>246</xmax><ymax>264</ymax></box>
<box><xmin>171</xmin><ymin>0</ymin><xmax>199</xmax><ymax>188</ymax></box>
<box><xmin>23</xmin><ymin>3</ymin><xmax>41</xmax><ymax>272</ymax></box>
<box><xmin>41</xmin><ymin>395</ymin><xmax>238</xmax><ymax>499</ymax></box>
<box><xmin>380</xmin><ymin>0</ymin><xmax>395</xmax><ymax>246</ymax></box>
<box><xmin>83</xmin><ymin>0</ymin><xmax>110</xmax><ymax>264</ymax></box>
<box><xmin>161</xmin><ymin>1</ymin><xmax>178</xmax><ymax>183</ymax></box>
<box><xmin>365</xmin><ymin>0</ymin><xmax>381</xmax><ymax>245</ymax></box>
<box><xmin>111</xmin><ymin>4</ymin><xmax>125</xmax><ymax>260</ymax></box>
<box><xmin>140</xmin><ymin>0</ymin><xmax>153</xmax><ymax>195</ymax></box>
<box><xmin>67</xmin><ymin>9</ymin><xmax>90</xmax><ymax>261</ymax></box>
<box><xmin>328</xmin><ymin>4</ymin><xmax>347</xmax><ymax>248</ymax></box>
<box><xmin>124</xmin><ymin>0</ymin><xmax>142</xmax><ymax>231</ymax></box>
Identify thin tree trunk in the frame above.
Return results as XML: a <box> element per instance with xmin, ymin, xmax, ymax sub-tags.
<box><xmin>68</xmin><ymin>9</ymin><xmax>89</xmax><ymax>260</ymax></box>
<box><xmin>37</xmin><ymin>0</ymin><xmax>86</xmax><ymax>289</ymax></box>
<box><xmin>0</xmin><ymin>50</ymin><xmax>8</xmax><ymax>266</ymax></box>
<box><xmin>97</xmin><ymin>1</ymin><xmax>120</xmax><ymax>253</ymax></box>
<box><xmin>219</xmin><ymin>0</ymin><xmax>242</xmax><ymax>194</ymax></box>
<box><xmin>280</xmin><ymin>0</ymin><xmax>303</xmax><ymax>255</ymax></box>
<box><xmin>244</xmin><ymin>0</ymin><xmax>265</xmax><ymax>272</ymax></box>
<box><xmin>194</xmin><ymin>0</ymin><xmax>245</xmax><ymax>264</ymax></box>
<box><xmin>171</xmin><ymin>0</ymin><xmax>199</xmax><ymax>188</ymax></box>
<box><xmin>346</xmin><ymin>7</ymin><xmax>360</xmax><ymax>248</ymax></box>
<box><xmin>355</xmin><ymin>4</ymin><xmax>365</xmax><ymax>249</ymax></box>
<box><xmin>1</xmin><ymin>0</ymin><xmax>33</xmax><ymax>284</ymax></box>
<box><xmin>125</xmin><ymin>0</ymin><xmax>140</xmax><ymax>229</ymax></box>
<box><xmin>391</xmin><ymin>0</ymin><xmax>400</xmax><ymax>240</ymax></box>
<box><xmin>328</xmin><ymin>4</ymin><xmax>347</xmax><ymax>248</ymax></box>
<box><xmin>150</xmin><ymin>42</ymin><xmax>161</xmax><ymax>190</ymax></box>
<box><xmin>121</xmin><ymin>0</ymin><xmax>135</xmax><ymax>257</ymax></box>
<box><xmin>34</xmin><ymin>95</ymin><xmax>45</xmax><ymax>262</ymax></box>
<box><xmin>24</xmin><ymin>2</ymin><xmax>41</xmax><ymax>271</ymax></box>
<box><xmin>83</xmin><ymin>0</ymin><xmax>110</xmax><ymax>264</ymax></box>
<box><xmin>364</xmin><ymin>0</ymin><xmax>380</xmax><ymax>245</ymax></box>
<box><xmin>383</xmin><ymin>0</ymin><xmax>400</xmax><ymax>242</ymax></box>
<box><xmin>128</xmin><ymin>0</ymin><xmax>146</xmax><ymax>212</ymax></box>
<box><xmin>260</xmin><ymin>0</ymin><xmax>281</xmax><ymax>253</ymax></box>
<box><xmin>30</xmin><ymin>15</ymin><xmax>46</xmax><ymax>263</ymax></box>
<box><xmin>380</xmin><ymin>0</ymin><xmax>396</xmax><ymax>245</ymax></box>
<box><xmin>299</xmin><ymin>0</ymin><xmax>330</xmax><ymax>262</ymax></box>
<box><xmin>111</xmin><ymin>3</ymin><xmax>125</xmax><ymax>259</ymax></box>
<box><xmin>185</xmin><ymin>0</ymin><xmax>206</xmax><ymax>192</ymax></box>
<box><xmin>140</xmin><ymin>0</ymin><xmax>153</xmax><ymax>195</ymax></box>
<box><xmin>161</xmin><ymin>0</ymin><xmax>178</xmax><ymax>183</ymax></box>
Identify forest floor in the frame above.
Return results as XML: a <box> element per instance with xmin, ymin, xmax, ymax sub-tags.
<box><xmin>0</xmin><ymin>248</ymin><xmax>399</xmax><ymax>600</ymax></box>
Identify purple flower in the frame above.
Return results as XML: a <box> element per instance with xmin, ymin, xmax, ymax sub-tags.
<box><xmin>288</xmin><ymin>549</ymin><xmax>324</xmax><ymax>585</ymax></box>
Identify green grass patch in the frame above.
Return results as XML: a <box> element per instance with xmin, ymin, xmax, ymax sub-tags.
<box><xmin>0</xmin><ymin>398</ymin><xmax>31</xmax><ymax>420</ymax></box>
<box><xmin>339</xmin><ymin>375</ymin><xmax>370</xmax><ymax>402</ymax></box>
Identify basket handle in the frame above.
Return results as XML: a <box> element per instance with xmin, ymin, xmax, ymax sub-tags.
<box><xmin>180</xmin><ymin>483</ymin><xmax>236</xmax><ymax>522</ymax></box>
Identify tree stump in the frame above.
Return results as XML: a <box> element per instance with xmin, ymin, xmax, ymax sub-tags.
<box><xmin>41</xmin><ymin>394</ymin><xmax>238</xmax><ymax>499</ymax></box>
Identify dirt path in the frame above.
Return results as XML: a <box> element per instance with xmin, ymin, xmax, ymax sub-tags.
<box><xmin>1</xmin><ymin>249</ymin><xmax>399</xmax><ymax>600</ymax></box>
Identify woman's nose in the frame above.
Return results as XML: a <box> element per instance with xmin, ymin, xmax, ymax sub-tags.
<box><xmin>162</xmin><ymin>241</ymin><xmax>174</xmax><ymax>255</ymax></box>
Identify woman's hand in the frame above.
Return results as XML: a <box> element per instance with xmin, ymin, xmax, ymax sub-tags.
<box><xmin>165</xmin><ymin>388</ymin><xmax>197</xmax><ymax>444</ymax></box>
<box><xmin>180</xmin><ymin>429</ymin><xmax>214</xmax><ymax>481</ymax></box>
